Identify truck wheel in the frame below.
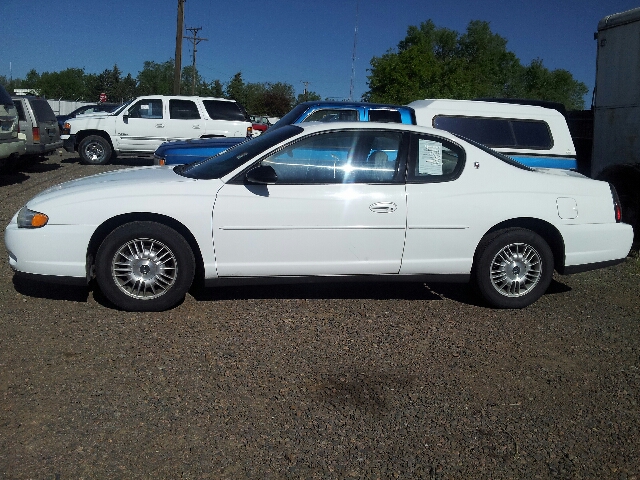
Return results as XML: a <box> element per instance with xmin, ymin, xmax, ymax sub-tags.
<box><xmin>79</xmin><ymin>135</ymin><xmax>112</xmax><ymax>165</ymax></box>
<box><xmin>96</xmin><ymin>221</ymin><xmax>195</xmax><ymax>311</ymax></box>
<box><xmin>473</xmin><ymin>228</ymin><xmax>553</xmax><ymax>309</ymax></box>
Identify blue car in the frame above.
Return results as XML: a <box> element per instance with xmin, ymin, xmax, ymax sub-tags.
<box><xmin>154</xmin><ymin>101</ymin><xmax>417</xmax><ymax>165</ymax></box>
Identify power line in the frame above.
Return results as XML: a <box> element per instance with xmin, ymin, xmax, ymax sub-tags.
<box><xmin>184</xmin><ymin>27</ymin><xmax>208</xmax><ymax>95</ymax></box>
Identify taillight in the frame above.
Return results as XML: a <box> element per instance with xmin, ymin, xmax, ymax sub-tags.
<box><xmin>247</xmin><ymin>126</ymin><xmax>253</xmax><ymax>137</ymax></box>
<box><xmin>32</xmin><ymin>127</ymin><xmax>40</xmax><ymax>143</ymax></box>
<box><xmin>610</xmin><ymin>184</ymin><xmax>622</xmax><ymax>223</ymax></box>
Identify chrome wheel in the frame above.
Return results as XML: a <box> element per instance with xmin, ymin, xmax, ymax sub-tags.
<box><xmin>111</xmin><ymin>237</ymin><xmax>177</xmax><ymax>300</ymax></box>
<box><xmin>84</xmin><ymin>141</ymin><xmax>106</xmax><ymax>163</ymax></box>
<box><xmin>489</xmin><ymin>242</ymin><xmax>542</xmax><ymax>297</ymax></box>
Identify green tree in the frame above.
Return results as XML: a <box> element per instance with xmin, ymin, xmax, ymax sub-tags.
<box><xmin>209</xmin><ymin>79</ymin><xmax>224</xmax><ymax>97</ymax></box>
<box><xmin>136</xmin><ymin>60</ymin><xmax>174</xmax><ymax>95</ymax></box>
<box><xmin>296</xmin><ymin>90</ymin><xmax>322</xmax><ymax>104</ymax></box>
<box><xmin>364</xmin><ymin>20</ymin><xmax>587</xmax><ymax>110</ymax></box>
<box><xmin>261</xmin><ymin>82</ymin><xmax>295</xmax><ymax>116</ymax></box>
<box><xmin>225</xmin><ymin>72</ymin><xmax>246</xmax><ymax>105</ymax></box>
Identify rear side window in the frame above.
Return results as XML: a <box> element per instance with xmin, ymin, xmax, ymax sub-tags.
<box><xmin>407</xmin><ymin>134</ymin><xmax>465</xmax><ymax>182</ymax></box>
<box><xmin>369</xmin><ymin>109</ymin><xmax>402</xmax><ymax>123</ymax></box>
<box><xmin>433</xmin><ymin>115</ymin><xmax>553</xmax><ymax>149</ymax></box>
<box><xmin>29</xmin><ymin>99</ymin><xmax>57</xmax><ymax>122</ymax></box>
<box><xmin>169</xmin><ymin>99</ymin><xmax>200</xmax><ymax>119</ymax></box>
<box><xmin>202</xmin><ymin>100</ymin><xmax>247</xmax><ymax>121</ymax></box>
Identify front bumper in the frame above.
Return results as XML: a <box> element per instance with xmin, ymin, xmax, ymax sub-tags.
<box><xmin>62</xmin><ymin>134</ymin><xmax>76</xmax><ymax>152</ymax></box>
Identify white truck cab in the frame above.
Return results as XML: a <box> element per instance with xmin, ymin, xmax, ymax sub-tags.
<box><xmin>61</xmin><ymin>95</ymin><xmax>252</xmax><ymax>165</ymax></box>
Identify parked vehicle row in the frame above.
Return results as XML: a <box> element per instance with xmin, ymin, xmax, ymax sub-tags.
<box><xmin>154</xmin><ymin>101</ymin><xmax>417</xmax><ymax>165</ymax></box>
<box><xmin>5</xmin><ymin>122</ymin><xmax>633</xmax><ymax>312</ymax></box>
<box><xmin>153</xmin><ymin>99</ymin><xmax>576</xmax><ymax>169</ymax></box>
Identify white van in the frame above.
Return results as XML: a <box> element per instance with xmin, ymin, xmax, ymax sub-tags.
<box><xmin>408</xmin><ymin>99</ymin><xmax>576</xmax><ymax>169</ymax></box>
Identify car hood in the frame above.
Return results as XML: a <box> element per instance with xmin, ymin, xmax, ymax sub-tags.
<box><xmin>27</xmin><ymin>166</ymin><xmax>209</xmax><ymax>209</ymax></box>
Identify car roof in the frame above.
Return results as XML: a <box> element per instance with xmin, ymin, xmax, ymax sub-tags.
<box><xmin>130</xmin><ymin>95</ymin><xmax>237</xmax><ymax>102</ymax></box>
<box><xmin>297</xmin><ymin>100</ymin><xmax>413</xmax><ymax>110</ymax></box>
<box><xmin>407</xmin><ymin>98</ymin><xmax>566</xmax><ymax>119</ymax></box>
<box><xmin>295</xmin><ymin>120</ymin><xmax>458</xmax><ymax>139</ymax></box>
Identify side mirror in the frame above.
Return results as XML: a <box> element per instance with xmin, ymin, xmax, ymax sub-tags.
<box><xmin>246</xmin><ymin>164</ymin><xmax>277</xmax><ymax>184</ymax></box>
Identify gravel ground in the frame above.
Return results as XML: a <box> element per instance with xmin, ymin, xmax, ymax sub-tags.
<box><xmin>1</xmin><ymin>152</ymin><xmax>639</xmax><ymax>479</ymax></box>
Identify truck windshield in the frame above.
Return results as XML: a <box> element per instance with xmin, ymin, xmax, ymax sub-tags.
<box><xmin>176</xmin><ymin>125</ymin><xmax>304</xmax><ymax>179</ymax></box>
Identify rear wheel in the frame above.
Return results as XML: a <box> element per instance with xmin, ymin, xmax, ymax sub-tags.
<box><xmin>473</xmin><ymin>228</ymin><xmax>553</xmax><ymax>309</ymax></box>
<box><xmin>96</xmin><ymin>222</ymin><xmax>195</xmax><ymax>311</ymax></box>
<box><xmin>79</xmin><ymin>135</ymin><xmax>112</xmax><ymax>165</ymax></box>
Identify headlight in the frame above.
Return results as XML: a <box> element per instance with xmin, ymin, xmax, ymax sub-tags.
<box><xmin>17</xmin><ymin>207</ymin><xmax>49</xmax><ymax>228</ymax></box>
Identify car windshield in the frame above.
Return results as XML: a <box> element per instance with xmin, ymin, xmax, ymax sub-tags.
<box><xmin>111</xmin><ymin>100</ymin><xmax>134</xmax><ymax>115</ymax></box>
<box><xmin>452</xmin><ymin>133</ymin><xmax>533</xmax><ymax>171</ymax></box>
<box><xmin>175</xmin><ymin>125</ymin><xmax>303</xmax><ymax>179</ymax></box>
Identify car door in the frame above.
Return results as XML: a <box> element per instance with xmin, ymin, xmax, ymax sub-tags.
<box><xmin>212</xmin><ymin>128</ymin><xmax>408</xmax><ymax>277</ymax></box>
<box><xmin>165</xmin><ymin>98</ymin><xmax>204</xmax><ymax>141</ymax></box>
<box><xmin>116</xmin><ymin>98</ymin><xmax>166</xmax><ymax>153</ymax></box>
<box><xmin>401</xmin><ymin>132</ymin><xmax>476</xmax><ymax>275</ymax></box>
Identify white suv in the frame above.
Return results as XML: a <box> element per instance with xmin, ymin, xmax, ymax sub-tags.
<box><xmin>61</xmin><ymin>95</ymin><xmax>253</xmax><ymax>165</ymax></box>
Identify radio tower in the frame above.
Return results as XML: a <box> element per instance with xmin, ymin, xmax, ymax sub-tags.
<box><xmin>349</xmin><ymin>0</ymin><xmax>360</xmax><ymax>101</ymax></box>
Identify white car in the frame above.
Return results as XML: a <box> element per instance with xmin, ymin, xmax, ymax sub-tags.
<box><xmin>5</xmin><ymin>122</ymin><xmax>633</xmax><ymax>312</ymax></box>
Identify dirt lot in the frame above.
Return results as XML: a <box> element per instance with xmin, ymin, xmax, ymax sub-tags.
<box><xmin>1</xmin><ymin>152</ymin><xmax>639</xmax><ymax>479</ymax></box>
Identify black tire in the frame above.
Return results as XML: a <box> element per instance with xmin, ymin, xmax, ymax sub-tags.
<box><xmin>79</xmin><ymin>135</ymin><xmax>112</xmax><ymax>165</ymax></box>
<box><xmin>473</xmin><ymin>228</ymin><xmax>553</xmax><ymax>309</ymax></box>
<box><xmin>96</xmin><ymin>221</ymin><xmax>195</xmax><ymax>311</ymax></box>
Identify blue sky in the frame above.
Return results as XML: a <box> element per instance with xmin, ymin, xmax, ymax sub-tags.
<box><xmin>1</xmin><ymin>0</ymin><xmax>638</xmax><ymax>107</ymax></box>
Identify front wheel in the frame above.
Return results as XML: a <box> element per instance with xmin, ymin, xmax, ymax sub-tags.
<box><xmin>79</xmin><ymin>135</ymin><xmax>112</xmax><ymax>165</ymax></box>
<box><xmin>473</xmin><ymin>228</ymin><xmax>553</xmax><ymax>309</ymax></box>
<box><xmin>96</xmin><ymin>222</ymin><xmax>195</xmax><ymax>311</ymax></box>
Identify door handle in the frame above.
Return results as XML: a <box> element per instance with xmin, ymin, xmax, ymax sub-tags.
<box><xmin>369</xmin><ymin>202</ymin><xmax>397</xmax><ymax>213</ymax></box>
<box><xmin>156</xmin><ymin>123</ymin><xmax>165</xmax><ymax>128</ymax></box>
<box><xmin>192</xmin><ymin>125</ymin><xmax>201</xmax><ymax>129</ymax></box>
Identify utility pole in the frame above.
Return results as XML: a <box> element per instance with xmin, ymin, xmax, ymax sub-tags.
<box><xmin>301</xmin><ymin>81</ymin><xmax>310</xmax><ymax>101</ymax></box>
<box><xmin>349</xmin><ymin>0</ymin><xmax>360</xmax><ymax>101</ymax></box>
<box><xmin>173</xmin><ymin>0</ymin><xmax>185</xmax><ymax>95</ymax></box>
<box><xmin>184</xmin><ymin>27</ymin><xmax>208</xmax><ymax>95</ymax></box>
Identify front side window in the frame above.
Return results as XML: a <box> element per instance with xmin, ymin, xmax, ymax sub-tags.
<box><xmin>169</xmin><ymin>99</ymin><xmax>200</xmax><ymax>119</ymax></box>
<box><xmin>407</xmin><ymin>134</ymin><xmax>465</xmax><ymax>183</ymax></box>
<box><xmin>127</xmin><ymin>99</ymin><xmax>163</xmax><ymax>119</ymax></box>
<box><xmin>260</xmin><ymin>129</ymin><xmax>403</xmax><ymax>184</ymax></box>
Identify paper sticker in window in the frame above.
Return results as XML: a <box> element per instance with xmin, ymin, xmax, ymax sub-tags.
<box><xmin>418</xmin><ymin>139</ymin><xmax>443</xmax><ymax>175</ymax></box>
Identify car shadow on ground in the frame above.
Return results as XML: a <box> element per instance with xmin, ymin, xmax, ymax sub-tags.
<box><xmin>10</xmin><ymin>276</ymin><xmax>574</xmax><ymax>310</ymax></box>
<box><xmin>190</xmin><ymin>281</ymin><xmax>483</xmax><ymax>306</ymax></box>
<box><xmin>12</xmin><ymin>275</ymin><xmax>89</xmax><ymax>302</ymax></box>
<box><xmin>60</xmin><ymin>156</ymin><xmax>154</xmax><ymax>167</ymax></box>
<box><xmin>0</xmin><ymin>156</ymin><xmax>60</xmax><ymax>186</ymax></box>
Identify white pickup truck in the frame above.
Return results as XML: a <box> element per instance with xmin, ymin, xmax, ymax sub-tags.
<box><xmin>61</xmin><ymin>95</ymin><xmax>253</xmax><ymax>165</ymax></box>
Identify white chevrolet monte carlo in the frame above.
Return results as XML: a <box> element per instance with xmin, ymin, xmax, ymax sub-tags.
<box><xmin>4</xmin><ymin>122</ymin><xmax>634</xmax><ymax>312</ymax></box>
